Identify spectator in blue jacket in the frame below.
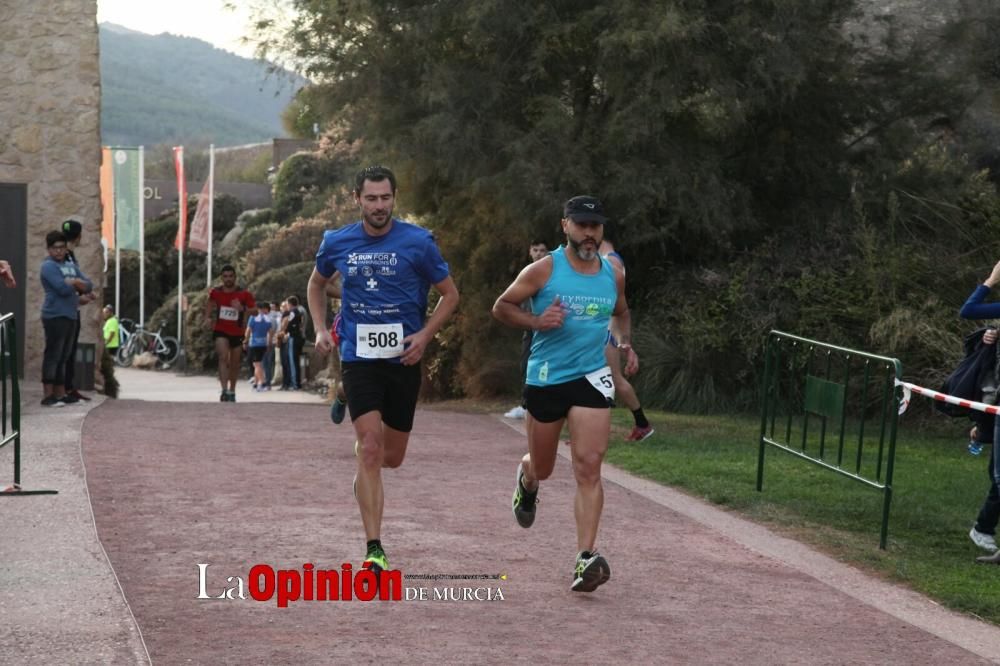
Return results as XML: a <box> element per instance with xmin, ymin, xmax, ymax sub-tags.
<box><xmin>40</xmin><ymin>230</ymin><xmax>92</xmax><ymax>407</ymax></box>
<box><xmin>959</xmin><ymin>260</ymin><xmax>1000</xmax><ymax>555</ymax></box>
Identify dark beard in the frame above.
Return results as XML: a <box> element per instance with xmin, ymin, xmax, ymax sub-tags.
<box><xmin>364</xmin><ymin>209</ymin><xmax>393</xmax><ymax>229</ymax></box>
<box><xmin>568</xmin><ymin>237</ymin><xmax>598</xmax><ymax>261</ymax></box>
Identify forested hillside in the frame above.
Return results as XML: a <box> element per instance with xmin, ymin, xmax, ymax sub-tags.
<box><xmin>100</xmin><ymin>23</ymin><xmax>306</xmax><ymax>146</ymax></box>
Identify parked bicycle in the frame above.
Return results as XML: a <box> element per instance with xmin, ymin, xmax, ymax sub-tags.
<box><xmin>115</xmin><ymin>321</ymin><xmax>179</xmax><ymax>368</ymax></box>
<box><xmin>117</xmin><ymin>317</ymin><xmax>136</xmax><ymax>352</ymax></box>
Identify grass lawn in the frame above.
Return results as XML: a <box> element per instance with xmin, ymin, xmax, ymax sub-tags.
<box><xmin>604</xmin><ymin>409</ymin><xmax>1000</xmax><ymax>625</ymax></box>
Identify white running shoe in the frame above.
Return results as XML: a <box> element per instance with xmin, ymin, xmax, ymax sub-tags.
<box><xmin>504</xmin><ymin>406</ymin><xmax>526</xmax><ymax>419</ymax></box>
<box><xmin>970</xmin><ymin>527</ymin><xmax>998</xmax><ymax>552</ymax></box>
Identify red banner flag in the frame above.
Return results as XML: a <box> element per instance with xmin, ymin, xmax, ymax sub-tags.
<box><xmin>173</xmin><ymin>147</ymin><xmax>186</xmax><ymax>250</ymax></box>
<box><xmin>189</xmin><ymin>179</ymin><xmax>211</xmax><ymax>252</ymax></box>
<box><xmin>100</xmin><ymin>147</ymin><xmax>115</xmax><ymax>249</ymax></box>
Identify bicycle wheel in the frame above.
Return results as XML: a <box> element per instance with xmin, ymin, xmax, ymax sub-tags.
<box><xmin>116</xmin><ymin>339</ymin><xmax>136</xmax><ymax>367</ymax></box>
<box><xmin>156</xmin><ymin>336</ymin><xmax>179</xmax><ymax>365</ymax></box>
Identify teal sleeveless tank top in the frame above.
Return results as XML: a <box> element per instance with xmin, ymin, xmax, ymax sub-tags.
<box><xmin>525</xmin><ymin>246</ymin><xmax>617</xmax><ymax>386</ymax></box>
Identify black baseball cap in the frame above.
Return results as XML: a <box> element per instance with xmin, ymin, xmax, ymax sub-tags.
<box><xmin>563</xmin><ymin>195</ymin><xmax>608</xmax><ymax>224</ymax></box>
<box><xmin>61</xmin><ymin>218</ymin><xmax>83</xmax><ymax>240</ymax></box>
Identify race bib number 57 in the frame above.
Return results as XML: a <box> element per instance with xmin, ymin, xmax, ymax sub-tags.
<box><xmin>356</xmin><ymin>323</ymin><xmax>405</xmax><ymax>359</ymax></box>
<box><xmin>585</xmin><ymin>366</ymin><xmax>615</xmax><ymax>401</ymax></box>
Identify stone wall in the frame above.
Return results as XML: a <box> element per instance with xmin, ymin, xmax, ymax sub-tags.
<box><xmin>0</xmin><ymin>1</ymin><xmax>102</xmax><ymax>380</ymax></box>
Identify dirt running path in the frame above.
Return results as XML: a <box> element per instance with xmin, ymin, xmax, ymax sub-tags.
<box><xmin>82</xmin><ymin>400</ymin><xmax>990</xmax><ymax>664</ymax></box>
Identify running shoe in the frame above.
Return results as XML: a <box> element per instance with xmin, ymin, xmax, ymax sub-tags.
<box><xmin>626</xmin><ymin>425</ymin><xmax>655</xmax><ymax>441</ymax></box>
<box><xmin>330</xmin><ymin>397</ymin><xmax>347</xmax><ymax>424</ymax></box>
<box><xmin>504</xmin><ymin>406</ymin><xmax>526</xmax><ymax>419</ymax></box>
<box><xmin>220</xmin><ymin>390</ymin><xmax>228</xmax><ymax>402</ymax></box>
<box><xmin>228</xmin><ymin>391</ymin><xmax>236</xmax><ymax>403</ymax></box>
<box><xmin>970</xmin><ymin>527</ymin><xmax>998</xmax><ymax>552</ymax></box>
<box><xmin>364</xmin><ymin>543</ymin><xmax>389</xmax><ymax>574</ymax></box>
<box><xmin>59</xmin><ymin>393</ymin><xmax>80</xmax><ymax>404</ymax></box>
<box><xmin>67</xmin><ymin>390</ymin><xmax>91</xmax><ymax>402</ymax></box>
<box><xmin>571</xmin><ymin>551</ymin><xmax>611</xmax><ymax>592</ymax></box>
<box><xmin>41</xmin><ymin>396</ymin><xmax>64</xmax><ymax>407</ymax></box>
<box><xmin>512</xmin><ymin>462</ymin><xmax>538</xmax><ymax>528</ymax></box>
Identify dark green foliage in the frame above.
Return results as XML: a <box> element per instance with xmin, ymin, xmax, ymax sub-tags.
<box><xmin>249</xmin><ymin>1</ymin><xmax>1000</xmax><ymax>406</ymax></box>
<box><xmin>272</xmin><ymin>153</ymin><xmax>341</xmax><ymax>223</ymax></box>
<box><xmin>247</xmin><ymin>261</ymin><xmax>315</xmax><ymax>307</ymax></box>
<box><xmin>242</xmin><ymin>216</ymin><xmax>331</xmax><ymax>285</ymax></box>
<box><xmin>239</xmin><ymin>208</ymin><xmax>275</xmax><ymax>230</ymax></box>
<box><xmin>234</xmin><ymin>223</ymin><xmax>279</xmax><ymax>258</ymax></box>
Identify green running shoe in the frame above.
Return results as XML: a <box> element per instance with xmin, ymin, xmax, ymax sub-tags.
<box><xmin>364</xmin><ymin>543</ymin><xmax>389</xmax><ymax>574</ymax></box>
<box><xmin>512</xmin><ymin>462</ymin><xmax>538</xmax><ymax>528</ymax></box>
<box><xmin>571</xmin><ymin>551</ymin><xmax>611</xmax><ymax>592</ymax></box>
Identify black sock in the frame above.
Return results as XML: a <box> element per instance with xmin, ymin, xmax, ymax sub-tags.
<box><xmin>366</xmin><ymin>539</ymin><xmax>382</xmax><ymax>552</ymax></box>
<box><xmin>579</xmin><ymin>550</ymin><xmax>592</xmax><ymax>559</ymax></box>
<box><xmin>632</xmin><ymin>408</ymin><xmax>649</xmax><ymax>428</ymax></box>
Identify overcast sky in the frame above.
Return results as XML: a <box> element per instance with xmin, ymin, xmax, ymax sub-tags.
<box><xmin>96</xmin><ymin>0</ymin><xmax>260</xmax><ymax>57</ymax></box>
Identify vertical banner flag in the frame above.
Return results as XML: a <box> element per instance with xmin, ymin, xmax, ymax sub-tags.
<box><xmin>111</xmin><ymin>148</ymin><xmax>141</xmax><ymax>250</ymax></box>
<box><xmin>100</xmin><ymin>147</ymin><xmax>115</xmax><ymax>250</ymax></box>
<box><xmin>173</xmin><ymin>147</ymin><xmax>187</xmax><ymax>250</ymax></box>
<box><xmin>189</xmin><ymin>179</ymin><xmax>211</xmax><ymax>252</ymax></box>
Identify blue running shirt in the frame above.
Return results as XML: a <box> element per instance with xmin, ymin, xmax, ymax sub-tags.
<box><xmin>315</xmin><ymin>219</ymin><xmax>450</xmax><ymax>363</ymax></box>
<box><xmin>526</xmin><ymin>247</ymin><xmax>617</xmax><ymax>386</ymax></box>
<box><xmin>247</xmin><ymin>313</ymin><xmax>272</xmax><ymax>348</ymax></box>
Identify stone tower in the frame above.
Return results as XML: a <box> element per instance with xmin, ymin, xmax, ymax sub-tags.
<box><xmin>0</xmin><ymin>1</ymin><xmax>102</xmax><ymax>382</ymax></box>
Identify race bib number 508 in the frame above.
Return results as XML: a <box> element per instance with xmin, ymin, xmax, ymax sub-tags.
<box><xmin>356</xmin><ymin>323</ymin><xmax>405</xmax><ymax>359</ymax></box>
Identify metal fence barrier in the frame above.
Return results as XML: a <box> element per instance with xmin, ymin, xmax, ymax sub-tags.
<box><xmin>757</xmin><ymin>330</ymin><xmax>901</xmax><ymax>549</ymax></box>
<box><xmin>1</xmin><ymin>312</ymin><xmax>57</xmax><ymax>496</ymax></box>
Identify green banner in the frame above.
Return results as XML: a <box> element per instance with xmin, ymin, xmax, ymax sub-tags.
<box><xmin>111</xmin><ymin>148</ymin><xmax>141</xmax><ymax>251</ymax></box>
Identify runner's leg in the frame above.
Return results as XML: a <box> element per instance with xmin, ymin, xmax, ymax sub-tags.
<box><xmin>214</xmin><ymin>337</ymin><xmax>230</xmax><ymax>391</ymax></box>
<box><xmin>354</xmin><ymin>410</ymin><xmax>387</xmax><ymax>541</ymax></box>
<box><xmin>228</xmin><ymin>345</ymin><xmax>241</xmax><ymax>392</ymax></box>
<box><xmin>567</xmin><ymin>405</ymin><xmax>611</xmax><ymax>552</ymax></box>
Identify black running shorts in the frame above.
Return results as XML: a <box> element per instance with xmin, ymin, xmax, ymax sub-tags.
<box><xmin>213</xmin><ymin>331</ymin><xmax>244</xmax><ymax>349</ymax></box>
<box><xmin>248</xmin><ymin>346</ymin><xmax>267</xmax><ymax>363</ymax></box>
<box><xmin>523</xmin><ymin>376</ymin><xmax>611</xmax><ymax>423</ymax></box>
<box><xmin>341</xmin><ymin>360</ymin><xmax>422</xmax><ymax>432</ymax></box>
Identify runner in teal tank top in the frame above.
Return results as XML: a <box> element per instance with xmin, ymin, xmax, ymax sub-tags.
<box><xmin>492</xmin><ymin>195</ymin><xmax>639</xmax><ymax>593</ymax></box>
<box><xmin>525</xmin><ymin>248</ymin><xmax>616</xmax><ymax>386</ymax></box>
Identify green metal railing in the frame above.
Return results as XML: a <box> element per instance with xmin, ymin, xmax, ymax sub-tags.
<box><xmin>1</xmin><ymin>313</ymin><xmax>57</xmax><ymax>496</ymax></box>
<box><xmin>757</xmin><ymin>331</ymin><xmax>902</xmax><ymax>549</ymax></box>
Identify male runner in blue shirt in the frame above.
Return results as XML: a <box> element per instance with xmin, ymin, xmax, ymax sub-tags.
<box><xmin>492</xmin><ymin>195</ymin><xmax>638</xmax><ymax>592</ymax></box>
<box><xmin>307</xmin><ymin>165</ymin><xmax>460</xmax><ymax>575</ymax></box>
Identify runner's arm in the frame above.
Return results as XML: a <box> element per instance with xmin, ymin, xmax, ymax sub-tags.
<box><xmin>324</xmin><ymin>271</ymin><xmax>342</xmax><ymax>300</ymax></box>
<box><xmin>492</xmin><ymin>258</ymin><xmax>561</xmax><ymax>331</ymax></box>
<box><xmin>203</xmin><ymin>292</ymin><xmax>214</xmax><ymax>326</ymax></box>
<box><xmin>399</xmin><ymin>275</ymin><xmax>460</xmax><ymax>366</ymax></box>
<box><xmin>610</xmin><ymin>269</ymin><xmax>638</xmax><ymax>375</ymax></box>
<box><xmin>307</xmin><ymin>268</ymin><xmax>335</xmax><ymax>353</ymax></box>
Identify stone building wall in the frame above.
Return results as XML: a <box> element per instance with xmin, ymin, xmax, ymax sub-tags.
<box><xmin>0</xmin><ymin>1</ymin><xmax>102</xmax><ymax>380</ymax></box>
